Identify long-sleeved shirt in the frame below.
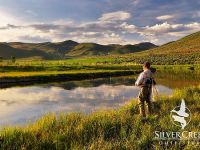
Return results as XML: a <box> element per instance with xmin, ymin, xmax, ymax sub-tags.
<box><xmin>135</xmin><ymin>69</ymin><xmax>154</xmax><ymax>86</ymax></box>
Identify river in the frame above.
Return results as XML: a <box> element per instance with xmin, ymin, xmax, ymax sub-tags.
<box><xmin>0</xmin><ymin>71</ymin><xmax>199</xmax><ymax>126</ymax></box>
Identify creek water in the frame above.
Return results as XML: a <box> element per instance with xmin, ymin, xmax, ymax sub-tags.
<box><xmin>0</xmin><ymin>71</ymin><xmax>199</xmax><ymax>126</ymax></box>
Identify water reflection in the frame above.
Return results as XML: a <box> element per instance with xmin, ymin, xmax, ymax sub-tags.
<box><xmin>0</xmin><ymin>72</ymin><xmax>199</xmax><ymax>126</ymax></box>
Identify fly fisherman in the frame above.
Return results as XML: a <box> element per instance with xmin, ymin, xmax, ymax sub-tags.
<box><xmin>135</xmin><ymin>62</ymin><xmax>156</xmax><ymax>118</ymax></box>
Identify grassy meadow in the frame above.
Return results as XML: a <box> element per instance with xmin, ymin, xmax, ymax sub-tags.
<box><xmin>0</xmin><ymin>34</ymin><xmax>200</xmax><ymax>149</ymax></box>
<box><xmin>1</xmin><ymin>58</ymin><xmax>200</xmax><ymax>86</ymax></box>
<box><xmin>0</xmin><ymin>86</ymin><xmax>199</xmax><ymax>149</ymax></box>
<box><xmin>1</xmin><ymin>58</ymin><xmax>200</xmax><ymax>73</ymax></box>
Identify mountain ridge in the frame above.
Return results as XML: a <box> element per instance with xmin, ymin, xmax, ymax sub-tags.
<box><xmin>0</xmin><ymin>40</ymin><xmax>157</xmax><ymax>59</ymax></box>
<box><xmin>145</xmin><ymin>31</ymin><xmax>200</xmax><ymax>54</ymax></box>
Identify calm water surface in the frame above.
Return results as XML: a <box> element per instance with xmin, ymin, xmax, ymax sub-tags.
<box><xmin>0</xmin><ymin>72</ymin><xmax>199</xmax><ymax>126</ymax></box>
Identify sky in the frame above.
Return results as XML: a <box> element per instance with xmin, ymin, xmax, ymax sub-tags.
<box><xmin>0</xmin><ymin>0</ymin><xmax>199</xmax><ymax>45</ymax></box>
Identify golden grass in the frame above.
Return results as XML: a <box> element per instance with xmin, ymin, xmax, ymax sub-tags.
<box><xmin>0</xmin><ymin>86</ymin><xmax>200</xmax><ymax>149</ymax></box>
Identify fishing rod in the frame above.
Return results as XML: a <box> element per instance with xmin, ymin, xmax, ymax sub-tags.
<box><xmin>152</xmin><ymin>85</ymin><xmax>159</xmax><ymax>101</ymax></box>
<box><xmin>150</xmin><ymin>67</ymin><xmax>160</xmax><ymax>101</ymax></box>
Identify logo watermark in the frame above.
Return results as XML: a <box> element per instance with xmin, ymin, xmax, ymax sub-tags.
<box><xmin>153</xmin><ymin>99</ymin><xmax>200</xmax><ymax>147</ymax></box>
<box><xmin>170</xmin><ymin>99</ymin><xmax>191</xmax><ymax>129</ymax></box>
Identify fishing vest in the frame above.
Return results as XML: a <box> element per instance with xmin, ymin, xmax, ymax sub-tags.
<box><xmin>142</xmin><ymin>71</ymin><xmax>155</xmax><ymax>87</ymax></box>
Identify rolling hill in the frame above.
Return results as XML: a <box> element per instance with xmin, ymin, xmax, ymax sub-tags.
<box><xmin>0</xmin><ymin>31</ymin><xmax>199</xmax><ymax>64</ymax></box>
<box><xmin>122</xmin><ymin>31</ymin><xmax>200</xmax><ymax>64</ymax></box>
<box><xmin>67</xmin><ymin>42</ymin><xmax>157</xmax><ymax>56</ymax></box>
<box><xmin>0</xmin><ymin>41</ymin><xmax>156</xmax><ymax>59</ymax></box>
<box><xmin>146</xmin><ymin>31</ymin><xmax>200</xmax><ymax>54</ymax></box>
<box><xmin>0</xmin><ymin>43</ymin><xmax>51</xmax><ymax>59</ymax></box>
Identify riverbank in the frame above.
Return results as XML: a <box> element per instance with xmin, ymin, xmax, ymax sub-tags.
<box><xmin>1</xmin><ymin>62</ymin><xmax>200</xmax><ymax>85</ymax></box>
<box><xmin>0</xmin><ymin>61</ymin><xmax>142</xmax><ymax>84</ymax></box>
<box><xmin>0</xmin><ymin>86</ymin><xmax>199</xmax><ymax>149</ymax></box>
<box><xmin>0</xmin><ymin>70</ymin><xmax>140</xmax><ymax>85</ymax></box>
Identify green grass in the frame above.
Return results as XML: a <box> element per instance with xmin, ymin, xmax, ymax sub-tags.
<box><xmin>1</xmin><ymin>59</ymin><xmax>200</xmax><ymax>85</ymax></box>
<box><xmin>0</xmin><ymin>59</ymin><xmax>142</xmax><ymax>85</ymax></box>
<box><xmin>0</xmin><ymin>58</ymin><xmax>141</xmax><ymax>72</ymax></box>
<box><xmin>0</xmin><ymin>70</ymin><xmax>119</xmax><ymax>77</ymax></box>
<box><xmin>0</xmin><ymin>86</ymin><xmax>200</xmax><ymax>149</ymax></box>
<box><xmin>1</xmin><ymin>59</ymin><xmax>200</xmax><ymax>72</ymax></box>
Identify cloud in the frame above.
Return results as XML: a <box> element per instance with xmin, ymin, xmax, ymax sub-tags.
<box><xmin>119</xmin><ymin>22</ymin><xmax>137</xmax><ymax>32</ymax></box>
<box><xmin>142</xmin><ymin>22</ymin><xmax>200</xmax><ymax>36</ymax></box>
<box><xmin>0</xmin><ymin>0</ymin><xmax>199</xmax><ymax>45</ymax></box>
<box><xmin>0</xmin><ymin>20</ymin><xmax>199</xmax><ymax>45</ymax></box>
<box><xmin>17</xmin><ymin>35</ymin><xmax>50</xmax><ymax>43</ymax></box>
<box><xmin>156</xmin><ymin>15</ymin><xmax>174</xmax><ymax>21</ymax></box>
<box><xmin>0</xmin><ymin>8</ymin><xmax>199</xmax><ymax>45</ymax></box>
<box><xmin>0</xmin><ymin>24</ymin><xmax>20</xmax><ymax>30</ymax></box>
<box><xmin>29</xmin><ymin>24</ymin><xmax>61</xmax><ymax>32</ymax></box>
<box><xmin>98</xmin><ymin>11</ymin><xmax>131</xmax><ymax>22</ymax></box>
<box><xmin>134</xmin><ymin>22</ymin><xmax>200</xmax><ymax>44</ymax></box>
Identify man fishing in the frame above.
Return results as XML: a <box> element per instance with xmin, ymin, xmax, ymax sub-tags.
<box><xmin>135</xmin><ymin>62</ymin><xmax>156</xmax><ymax>118</ymax></box>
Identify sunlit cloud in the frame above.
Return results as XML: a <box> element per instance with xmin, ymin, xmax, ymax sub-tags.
<box><xmin>98</xmin><ymin>11</ymin><xmax>131</xmax><ymax>22</ymax></box>
<box><xmin>142</xmin><ymin>22</ymin><xmax>200</xmax><ymax>36</ymax></box>
<box><xmin>0</xmin><ymin>19</ymin><xmax>199</xmax><ymax>44</ymax></box>
<box><xmin>0</xmin><ymin>0</ymin><xmax>199</xmax><ymax>44</ymax></box>
<box><xmin>156</xmin><ymin>15</ymin><xmax>174</xmax><ymax>21</ymax></box>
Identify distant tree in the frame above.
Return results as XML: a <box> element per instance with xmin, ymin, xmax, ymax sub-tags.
<box><xmin>11</xmin><ymin>56</ymin><xmax>16</xmax><ymax>63</ymax></box>
<box><xmin>0</xmin><ymin>57</ymin><xmax>3</xmax><ymax>62</ymax></box>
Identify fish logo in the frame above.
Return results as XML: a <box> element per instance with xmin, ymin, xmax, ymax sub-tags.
<box><xmin>170</xmin><ymin>99</ymin><xmax>191</xmax><ymax>129</ymax></box>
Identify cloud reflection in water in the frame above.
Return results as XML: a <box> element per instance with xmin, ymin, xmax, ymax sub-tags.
<box><xmin>0</xmin><ymin>83</ymin><xmax>172</xmax><ymax>125</ymax></box>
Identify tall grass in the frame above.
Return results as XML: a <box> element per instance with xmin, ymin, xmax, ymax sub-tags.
<box><xmin>1</xmin><ymin>58</ymin><xmax>200</xmax><ymax>73</ymax></box>
<box><xmin>0</xmin><ymin>86</ymin><xmax>200</xmax><ymax>149</ymax></box>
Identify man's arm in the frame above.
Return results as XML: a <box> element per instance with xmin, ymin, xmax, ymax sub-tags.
<box><xmin>135</xmin><ymin>73</ymin><xmax>144</xmax><ymax>86</ymax></box>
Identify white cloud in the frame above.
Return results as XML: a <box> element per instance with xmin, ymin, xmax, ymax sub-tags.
<box><xmin>98</xmin><ymin>11</ymin><xmax>131</xmax><ymax>22</ymax></box>
<box><xmin>144</xmin><ymin>22</ymin><xmax>172</xmax><ymax>34</ymax></box>
<box><xmin>136</xmin><ymin>22</ymin><xmax>200</xmax><ymax>44</ymax></box>
<box><xmin>119</xmin><ymin>22</ymin><xmax>136</xmax><ymax>32</ymax></box>
<box><xmin>17</xmin><ymin>35</ymin><xmax>50</xmax><ymax>43</ymax></box>
<box><xmin>141</xmin><ymin>22</ymin><xmax>200</xmax><ymax>36</ymax></box>
<box><xmin>1</xmin><ymin>20</ymin><xmax>199</xmax><ymax>45</ymax></box>
<box><xmin>156</xmin><ymin>15</ymin><xmax>174</xmax><ymax>20</ymax></box>
<box><xmin>0</xmin><ymin>8</ymin><xmax>199</xmax><ymax>45</ymax></box>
